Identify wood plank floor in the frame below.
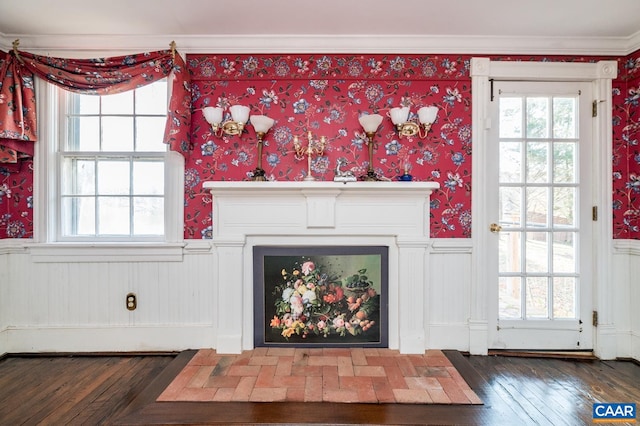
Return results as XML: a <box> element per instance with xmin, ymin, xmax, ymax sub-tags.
<box><xmin>0</xmin><ymin>351</ymin><xmax>638</xmax><ymax>425</ymax></box>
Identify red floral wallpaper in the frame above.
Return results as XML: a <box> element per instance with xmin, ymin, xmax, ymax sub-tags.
<box><xmin>613</xmin><ymin>50</ymin><xmax>640</xmax><ymax>239</ymax></box>
<box><xmin>0</xmin><ymin>160</ymin><xmax>33</xmax><ymax>238</ymax></box>
<box><xmin>185</xmin><ymin>54</ymin><xmax>472</xmax><ymax>239</ymax></box>
<box><xmin>1</xmin><ymin>52</ymin><xmax>639</xmax><ymax>240</ymax></box>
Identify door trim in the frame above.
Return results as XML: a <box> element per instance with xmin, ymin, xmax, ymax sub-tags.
<box><xmin>469</xmin><ymin>58</ymin><xmax>618</xmax><ymax>358</ymax></box>
<box><xmin>488</xmin><ymin>80</ymin><xmax>594</xmax><ymax>351</ymax></box>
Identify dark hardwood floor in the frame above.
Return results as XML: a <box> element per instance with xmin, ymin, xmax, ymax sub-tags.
<box><xmin>1</xmin><ymin>350</ymin><xmax>639</xmax><ymax>425</ymax></box>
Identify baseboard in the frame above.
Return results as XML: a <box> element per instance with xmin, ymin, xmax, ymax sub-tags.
<box><xmin>0</xmin><ymin>327</ymin><xmax>7</xmax><ymax>358</ymax></box>
<box><xmin>595</xmin><ymin>324</ymin><xmax>618</xmax><ymax>360</ymax></box>
<box><xmin>3</xmin><ymin>325</ymin><xmax>216</xmax><ymax>354</ymax></box>
<box><xmin>428</xmin><ymin>323</ymin><xmax>469</xmax><ymax>351</ymax></box>
<box><xmin>616</xmin><ymin>357</ymin><xmax>640</xmax><ymax>366</ymax></box>
<box><xmin>632</xmin><ymin>330</ymin><xmax>640</xmax><ymax>362</ymax></box>
<box><xmin>468</xmin><ymin>320</ymin><xmax>488</xmax><ymax>355</ymax></box>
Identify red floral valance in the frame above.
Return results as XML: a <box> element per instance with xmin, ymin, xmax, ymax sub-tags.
<box><xmin>0</xmin><ymin>46</ymin><xmax>192</xmax><ymax>163</ymax></box>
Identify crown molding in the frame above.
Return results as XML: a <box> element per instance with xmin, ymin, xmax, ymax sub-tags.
<box><xmin>627</xmin><ymin>30</ymin><xmax>640</xmax><ymax>54</ymax></box>
<box><xmin>1</xmin><ymin>33</ymin><xmax>639</xmax><ymax>57</ymax></box>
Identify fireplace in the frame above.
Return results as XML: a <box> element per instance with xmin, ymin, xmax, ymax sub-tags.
<box><xmin>203</xmin><ymin>181</ymin><xmax>439</xmax><ymax>354</ymax></box>
<box><xmin>253</xmin><ymin>245</ymin><xmax>389</xmax><ymax>348</ymax></box>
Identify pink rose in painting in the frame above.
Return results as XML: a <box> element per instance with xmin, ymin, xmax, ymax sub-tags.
<box><xmin>317</xmin><ymin>320</ymin><xmax>326</xmax><ymax>330</ymax></box>
<box><xmin>333</xmin><ymin>316</ymin><xmax>345</xmax><ymax>328</ymax></box>
<box><xmin>301</xmin><ymin>261</ymin><xmax>315</xmax><ymax>276</ymax></box>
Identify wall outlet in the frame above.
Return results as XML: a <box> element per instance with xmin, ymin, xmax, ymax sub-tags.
<box><xmin>126</xmin><ymin>293</ymin><xmax>137</xmax><ymax>311</ymax></box>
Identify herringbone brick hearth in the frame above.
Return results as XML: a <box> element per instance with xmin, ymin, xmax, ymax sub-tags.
<box><xmin>157</xmin><ymin>348</ymin><xmax>482</xmax><ymax>404</ymax></box>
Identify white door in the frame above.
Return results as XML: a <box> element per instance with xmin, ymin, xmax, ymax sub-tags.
<box><xmin>487</xmin><ymin>81</ymin><xmax>594</xmax><ymax>350</ymax></box>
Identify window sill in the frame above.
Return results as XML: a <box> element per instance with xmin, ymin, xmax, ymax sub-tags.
<box><xmin>28</xmin><ymin>242</ymin><xmax>188</xmax><ymax>263</ymax></box>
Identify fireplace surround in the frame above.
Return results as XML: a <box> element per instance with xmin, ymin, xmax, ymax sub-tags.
<box><xmin>203</xmin><ymin>181</ymin><xmax>439</xmax><ymax>354</ymax></box>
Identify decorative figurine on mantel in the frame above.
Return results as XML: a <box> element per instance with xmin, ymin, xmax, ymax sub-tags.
<box><xmin>293</xmin><ymin>131</ymin><xmax>327</xmax><ymax>181</ymax></box>
<box><xmin>334</xmin><ymin>157</ymin><xmax>357</xmax><ymax>182</ymax></box>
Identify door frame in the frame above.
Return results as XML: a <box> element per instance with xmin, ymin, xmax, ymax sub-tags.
<box><xmin>469</xmin><ymin>58</ymin><xmax>618</xmax><ymax>358</ymax></box>
<box><xmin>488</xmin><ymin>80</ymin><xmax>594</xmax><ymax>351</ymax></box>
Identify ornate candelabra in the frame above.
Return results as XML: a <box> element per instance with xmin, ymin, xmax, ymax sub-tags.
<box><xmin>293</xmin><ymin>131</ymin><xmax>327</xmax><ymax>181</ymax></box>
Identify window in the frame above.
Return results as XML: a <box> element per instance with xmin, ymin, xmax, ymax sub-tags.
<box><xmin>55</xmin><ymin>79</ymin><xmax>181</xmax><ymax>242</ymax></box>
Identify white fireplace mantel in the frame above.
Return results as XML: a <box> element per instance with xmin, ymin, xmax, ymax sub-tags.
<box><xmin>203</xmin><ymin>181</ymin><xmax>439</xmax><ymax>354</ymax></box>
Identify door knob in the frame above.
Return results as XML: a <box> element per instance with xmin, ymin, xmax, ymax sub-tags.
<box><xmin>490</xmin><ymin>223</ymin><xmax>502</xmax><ymax>233</ymax></box>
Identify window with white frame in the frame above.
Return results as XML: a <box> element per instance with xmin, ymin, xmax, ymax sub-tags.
<box><xmin>58</xmin><ymin>80</ymin><xmax>174</xmax><ymax>241</ymax></box>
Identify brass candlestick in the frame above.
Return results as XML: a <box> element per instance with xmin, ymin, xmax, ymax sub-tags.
<box><xmin>293</xmin><ymin>131</ymin><xmax>327</xmax><ymax>181</ymax></box>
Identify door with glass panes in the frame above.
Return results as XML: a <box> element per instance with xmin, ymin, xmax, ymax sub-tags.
<box><xmin>487</xmin><ymin>81</ymin><xmax>593</xmax><ymax>350</ymax></box>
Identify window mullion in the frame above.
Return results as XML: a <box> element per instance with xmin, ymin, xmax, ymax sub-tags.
<box><xmin>130</xmin><ymin>156</ymin><xmax>135</xmax><ymax>237</ymax></box>
<box><xmin>94</xmin><ymin>154</ymin><xmax>99</xmax><ymax>237</ymax></box>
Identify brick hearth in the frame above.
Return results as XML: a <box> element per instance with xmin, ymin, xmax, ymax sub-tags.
<box><xmin>157</xmin><ymin>348</ymin><xmax>482</xmax><ymax>404</ymax></box>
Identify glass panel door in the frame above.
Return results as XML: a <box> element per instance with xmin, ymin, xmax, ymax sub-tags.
<box><xmin>489</xmin><ymin>81</ymin><xmax>593</xmax><ymax>350</ymax></box>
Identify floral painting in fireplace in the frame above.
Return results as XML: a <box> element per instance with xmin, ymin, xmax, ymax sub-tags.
<box><xmin>254</xmin><ymin>246</ymin><xmax>388</xmax><ymax>348</ymax></box>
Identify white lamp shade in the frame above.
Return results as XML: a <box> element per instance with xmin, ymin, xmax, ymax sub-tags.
<box><xmin>250</xmin><ymin>115</ymin><xmax>275</xmax><ymax>134</ymax></box>
<box><xmin>229</xmin><ymin>105</ymin><xmax>250</xmax><ymax>123</ymax></box>
<box><xmin>359</xmin><ymin>114</ymin><xmax>384</xmax><ymax>133</ymax></box>
<box><xmin>203</xmin><ymin>106</ymin><xmax>223</xmax><ymax>125</ymax></box>
<box><xmin>390</xmin><ymin>107</ymin><xmax>410</xmax><ymax>125</ymax></box>
<box><xmin>417</xmin><ymin>106</ymin><xmax>438</xmax><ymax>124</ymax></box>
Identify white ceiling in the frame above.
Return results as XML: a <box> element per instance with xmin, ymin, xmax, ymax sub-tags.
<box><xmin>1</xmin><ymin>0</ymin><xmax>640</xmax><ymax>55</ymax></box>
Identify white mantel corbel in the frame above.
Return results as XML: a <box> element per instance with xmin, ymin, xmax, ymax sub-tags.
<box><xmin>301</xmin><ymin>189</ymin><xmax>341</xmax><ymax>228</ymax></box>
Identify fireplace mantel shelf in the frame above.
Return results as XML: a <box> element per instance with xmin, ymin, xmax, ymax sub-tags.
<box><xmin>204</xmin><ymin>180</ymin><xmax>440</xmax><ymax>354</ymax></box>
<box><xmin>203</xmin><ymin>181</ymin><xmax>440</xmax><ymax>191</ymax></box>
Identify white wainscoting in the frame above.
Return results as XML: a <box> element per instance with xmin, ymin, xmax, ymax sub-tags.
<box><xmin>613</xmin><ymin>240</ymin><xmax>640</xmax><ymax>361</ymax></box>
<box><xmin>0</xmin><ymin>243</ymin><xmax>10</xmax><ymax>355</ymax></box>
<box><xmin>633</xmin><ymin>246</ymin><xmax>640</xmax><ymax>362</ymax></box>
<box><xmin>0</xmin><ymin>238</ymin><xmax>637</xmax><ymax>360</ymax></box>
<box><xmin>427</xmin><ymin>239</ymin><xmax>473</xmax><ymax>351</ymax></box>
<box><xmin>0</xmin><ymin>240</ymin><xmax>215</xmax><ymax>355</ymax></box>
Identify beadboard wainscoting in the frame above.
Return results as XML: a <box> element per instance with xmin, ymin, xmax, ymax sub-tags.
<box><xmin>0</xmin><ymin>240</ymin><xmax>216</xmax><ymax>355</ymax></box>
<box><xmin>613</xmin><ymin>240</ymin><xmax>640</xmax><ymax>361</ymax></box>
<box><xmin>428</xmin><ymin>239</ymin><xmax>473</xmax><ymax>350</ymax></box>
<box><xmin>1</xmin><ymin>239</ymin><xmax>639</xmax><ymax>361</ymax></box>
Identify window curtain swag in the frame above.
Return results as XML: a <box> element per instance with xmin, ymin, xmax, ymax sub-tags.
<box><xmin>0</xmin><ymin>40</ymin><xmax>192</xmax><ymax>163</ymax></box>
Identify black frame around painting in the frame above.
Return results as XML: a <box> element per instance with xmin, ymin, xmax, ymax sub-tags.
<box><xmin>253</xmin><ymin>245</ymin><xmax>389</xmax><ymax>348</ymax></box>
